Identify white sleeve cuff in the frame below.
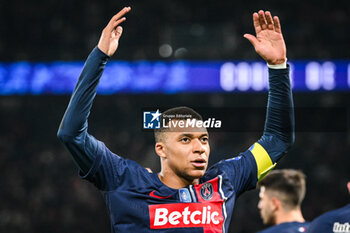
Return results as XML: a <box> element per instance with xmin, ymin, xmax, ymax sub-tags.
<box><xmin>267</xmin><ymin>60</ymin><xmax>287</xmax><ymax>69</ymax></box>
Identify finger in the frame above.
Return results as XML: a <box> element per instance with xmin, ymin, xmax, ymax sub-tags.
<box><xmin>265</xmin><ymin>11</ymin><xmax>274</xmax><ymax>30</ymax></box>
<box><xmin>273</xmin><ymin>16</ymin><xmax>282</xmax><ymax>33</ymax></box>
<box><xmin>114</xmin><ymin>26</ymin><xmax>123</xmax><ymax>40</ymax></box>
<box><xmin>111</xmin><ymin>17</ymin><xmax>126</xmax><ymax>30</ymax></box>
<box><xmin>108</xmin><ymin>7</ymin><xmax>131</xmax><ymax>26</ymax></box>
<box><xmin>244</xmin><ymin>34</ymin><xmax>259</xmax><ymax>48</ymax></box>
<box><xmin>258</xmin><ymin>10</ymin><xmax>267</xmax><ymax>30</ymax></box>
<box><xmin>252</xmin><ymin>12</ymin><xmax>261</xmax><ymax>35</ymax></box>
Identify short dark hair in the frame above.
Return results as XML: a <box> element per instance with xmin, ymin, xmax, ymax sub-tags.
<box><xmin>258</xmin><ymin>169</ymin><xmax>306</xmax><ymax>209</ymax></box>
<box><xmin>154</xmin><ymin>106</ymin><xmax>203</xmax><ymax>142</ymax></box>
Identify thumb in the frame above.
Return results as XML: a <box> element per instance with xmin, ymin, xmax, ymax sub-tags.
<box><xmin>243</xmin><ymin>34</ymin><xmax>259</xmax><ymax>48</ymax></box>
<box><xmin>115</xmin><ymin>26</ymin><xmax>123</xmax><ymax>40</ymax></box>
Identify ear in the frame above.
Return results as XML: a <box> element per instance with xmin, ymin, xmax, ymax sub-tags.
<box><xmin>155</xmin><ymin>142</ymin><xmax>167</xmax><ymax>159</ymax></box>
<box><xmin>271</xmin><ymin>197</ymin><xmax>281</xmax><ymax>211</ymax></box>
<box><xmin>347</xmin><ymin>181</ymin><xmax>350</xmax><ymax>194</ymax></box>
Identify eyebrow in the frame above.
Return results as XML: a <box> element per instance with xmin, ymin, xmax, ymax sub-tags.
<box><xmin>179</xmin><ymin>133</ymin><xmax>209</xmax><ymax>138</ymax></box>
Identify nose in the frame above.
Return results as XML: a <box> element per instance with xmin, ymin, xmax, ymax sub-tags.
<box><xmin>192</xmin><ymin>138</ymin><xmax>206</xmax><ymax>154</ymax></box>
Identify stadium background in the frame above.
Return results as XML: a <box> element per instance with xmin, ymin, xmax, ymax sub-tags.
<box><xmin>1</xmin><ymin>0</ymin><xmax>349</xmax><ymax>232</ymax></box>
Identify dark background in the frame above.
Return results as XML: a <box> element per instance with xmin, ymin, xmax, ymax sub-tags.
<box><xmin>1</xmin><ymin>0</ymin><xmax>349</xmax><ymax>61</ymax></box>
<box><xmin>0</xmin><ymin>0</ymin><xmax>349</xmax><ymax>233</ymax></box>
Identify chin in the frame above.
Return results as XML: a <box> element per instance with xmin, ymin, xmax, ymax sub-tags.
<box><xmin>188</xmin><ymin>169</ymin><xmax>206</xmax><ymax>179</ymax></box>
<box><xmin>178</xmin><ymin>167</ymin><xmax>207</xmax><ymax>182</ymax></box>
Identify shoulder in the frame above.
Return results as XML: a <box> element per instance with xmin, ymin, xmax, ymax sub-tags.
<box><xmin>312</xmin><ymin>204</ymin><xmax>350</xmax><ymax>224</ymax></box>
<box><xmin>201</xmin><ymin>151</ymin><xmax>258</xmax><ymax>196</ymax></box>
<box><xmin>319</xmin><ymin>204</ymin><xmax>350</xmax><ymax>219</ymax></box>
<box><xmin>204</xmin><ymin>151</ymin><xmax>255</xmax><ymax>178</ymax></box>
<box><xmin>308</xmin><ymin>205</ymin><xmax>350</xmax><ymax>233</ymax></box>
<box><xmin>258</xmin><ymin>222</ymin><xmax>309</xmax><ymax>233</ymax></box>
<box><xmin>257</xmin><ymin>224</ymin><xmax>279</xmax><ymax>233</ymax></box>
<box><xmin>84</xmin><ymin>144</ymin><xmax>155</xmax><ymax>191</ymax></box>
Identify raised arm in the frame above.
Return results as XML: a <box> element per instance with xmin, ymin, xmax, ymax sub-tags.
<box><xmin>245</xmin><ymin>11</ymin><xmax>294</xmax><ymax>180</ymax></box>
<box><xmin>57</xmin><ymin>7</ymin><xmax>131</xmax><ymax>174</ymax></box>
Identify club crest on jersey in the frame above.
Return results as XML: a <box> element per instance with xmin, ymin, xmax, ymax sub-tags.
<box><xmin>200</xmin><ymin>183</ymin><xmax>213</xmax><ymax>201</ymax></box>
<box><xmin>179</xmin><ymin>188</ymin><xmax>192</xmax><ymax>203</ymax></box>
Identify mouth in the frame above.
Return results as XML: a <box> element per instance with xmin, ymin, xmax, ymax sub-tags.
<box><xmin>191</xmin><ymin>158</ymin><xmax>207</xmax><ymax>168</ymax></box>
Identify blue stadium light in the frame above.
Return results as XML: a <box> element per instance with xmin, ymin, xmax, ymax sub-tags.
<box><xmin>0</xmin><ymin>61</ymin><xmax>349</xmax><ymax>94</ymax></box>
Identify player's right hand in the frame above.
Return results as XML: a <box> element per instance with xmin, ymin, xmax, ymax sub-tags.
<box><xmin>97</xmin><ymin>7</ymin><xmax>131</xmax><ymax>57</ymax></box>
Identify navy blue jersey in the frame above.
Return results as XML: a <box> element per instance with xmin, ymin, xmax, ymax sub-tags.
<box><xmin>307</xmin><ymin>204</ymin><xmax>350</xmax><ymax>233</ymax></box>
<box><xmin>257</xmin><ymin>221</ymin><xmax>309</xmax><ymax>233</ymax></box>
<box><xmin>57</xmin><ymin>47</ymin><xmax>294</xmax><ymax>233</ymax></box>
<box><xmin>81</xmin><ymin>139</ymin><xmax>258</xmax><ymax>232</ymax></box>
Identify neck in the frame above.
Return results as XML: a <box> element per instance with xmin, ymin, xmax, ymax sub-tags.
<box><xmin>158</xmin><ymin>171</ymin><xmax>199</xmax><ymax>189</ymax></box>
<box><xmin>275</xmin><ymin>207</ymin><xmax>305</xmax><ymax>225</ymax></box>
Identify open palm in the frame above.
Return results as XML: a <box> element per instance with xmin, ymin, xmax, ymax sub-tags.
<box><xmin>244</xmin><ymin>11</ymin><xmax>286</xmax><ymax>65</ymax></box>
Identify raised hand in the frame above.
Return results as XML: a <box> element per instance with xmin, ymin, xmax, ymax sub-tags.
<box><xmin>244</xmin><ymin>10</ymin><xmax>286</xmax><ymax>65</ymax></box>
<box><xmin>97</xmin><ymin>7</ymin><xmax>131</xmax><ymax>57</ymax></box>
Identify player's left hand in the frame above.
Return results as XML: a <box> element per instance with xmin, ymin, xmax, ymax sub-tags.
<box><xmin>244</xmin><ymin>10</ymin><xmax>287</xmax><ymax>65</ymax></box>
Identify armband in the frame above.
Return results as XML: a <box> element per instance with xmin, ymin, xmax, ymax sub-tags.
<box><xmin>249</xmin><ymin>143</ymin><xmax>276</xmax><ymax>181</ymax></box>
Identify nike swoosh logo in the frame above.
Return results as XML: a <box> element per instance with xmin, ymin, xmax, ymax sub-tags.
<box><xmin>149</xmin><ymin>191</ymin><xmax>171</xmax><ymax>199</ymax></box>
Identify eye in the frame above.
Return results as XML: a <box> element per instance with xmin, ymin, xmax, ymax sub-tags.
<box><xmin>201</xmin><ymin>137</ymin><xmax>209</xmax><ymax>143</ymax></box>
<box><xmin>181</xmin><ymin>137</ymin><xmax>190</xmax><ymax>143</ymax></box>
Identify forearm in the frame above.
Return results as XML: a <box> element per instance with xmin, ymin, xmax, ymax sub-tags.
<box><xmin>258</xmin><ymin>65</ymin><xmax>295</xmax><ymax>162</ymax></box>
<box><xmin>57</xmin><ymin>47</ymin><xmax>109</xmax><ymax>172</ymax></box>
<box><xmin>58</xmin><ymin>47</ymin><xmax>109</xmax><ymax>136</ymax></box>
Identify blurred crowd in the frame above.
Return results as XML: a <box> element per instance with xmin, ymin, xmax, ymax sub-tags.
<box><xmin>1</xmin><ymin>0</ymin><xmax>349</xmax><ymax>232</ymax></box>
<box><xmin>1</xmin><ymin>0</ymin><xmax>349</xmax><ymax>61</ymax></box>
<box><xmin>0</xmin><ymin>92</ymin><xmax>349</xmax><ymax>233</ymax></box>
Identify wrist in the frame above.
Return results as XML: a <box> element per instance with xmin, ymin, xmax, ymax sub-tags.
<box><xmin>267</xmin><ymin>59</ymin><xmax>287</xmax><ymax>69</ymax></box>
<box><xmin>96</xmin><ymin>46</ymin><xmax>111</xmax><ymax>59</ymax></box>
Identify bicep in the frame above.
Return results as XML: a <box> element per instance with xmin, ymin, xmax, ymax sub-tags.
<box><xmin>248</xmin><ymin>142</ymin><xmax>276</xmax><ymax>182</ymax></box>
<box><xmin>219</xmin><ymin>139</ymin><xmax>279</xmax><ymax>193</ymax></box>
<box><xmin>58</xmin><ymin>130</ymin><xmax>138</xmax><ymax>191</ymax></box>
<box><xmin>82</xmin><ymin>147</ymin><xmax>150</xmax><ymax>191</ymax></box>
<box><xmin>217</xmin><ymin>151</ymin><xmax>258</xmax><ymax>194</ymax></box>
<box><xmin>258</xmin><ymin>133</ymin><xmax>290</xmax><ymax>163</ymax></box>
<box><xmin>57</xmin><ymin>130</ymin><xmax>96</xmax><ymax>174</ymax></box>
<box><xmin>249</xmin><ymin>134</ymin><xmax>291</xmax><ymax>181</ymax></box>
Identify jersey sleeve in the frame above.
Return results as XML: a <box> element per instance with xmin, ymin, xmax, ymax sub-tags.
<box><xmin>238</xmin><ymin>66</ymin><xmax>294</xmax><ymax>184</ymax></box>
<box><xmin>210</xmin><ymin>66</ymin><xmax>294</xmax><ymax>192</ymax></box>
<box><xmin>210</xmin><ymin>138</ymin><xmax>286</xmax><ymax>196</ymax></box>
<box><xmin>78</xmin><ymin>137</ymin><xmax>149</xmax><ymax>191</ymax></box>
<box><xmin>259</xmin><ymin>66</ymin><xmax>295</xmax><ymax>164</ymax></box>
<box><xmin>206</xmin><ymin>149</ymin><xmax>258</xmax><ymax>196</ymax></box>
<box><xmin>252</xmin><ymin>66</ymin><xmax>295</xmax><ymax>180</ymax></box>
<box><xmin>56</xmin><ymin>47</ymin><xmax>148</xmax><ymax>191</ymax></box>
<box><xmin>57</xmin><ymin>47</ymin><xmax>109</xmax><ymax>174</ymax></box>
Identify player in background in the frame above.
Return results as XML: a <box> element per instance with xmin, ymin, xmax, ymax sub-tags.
<box><xmin>307</xmin><ymin>181</ymin><xmax>350</xmax><ymax>233</ymax></box>
<box><xmin>57</xmin><ymin>7</ymin><xmax>294</xmax><ymax>232</ymax></box>
<box><xmin>256</xmin><ymin>169</ymin><xmax>309</xmax><ymax>233</ymax></box>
